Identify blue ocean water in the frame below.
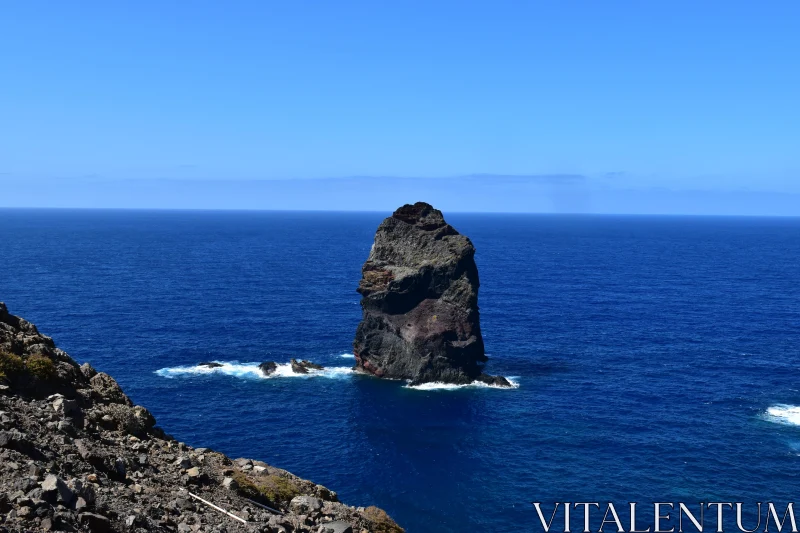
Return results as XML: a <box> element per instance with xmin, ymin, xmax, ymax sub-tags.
<box><xmin>2</xmin><ymin>209</ymin><xmax>800</xmax><ymax>532</ymax></box>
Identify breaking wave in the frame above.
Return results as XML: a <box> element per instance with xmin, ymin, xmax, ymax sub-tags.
<box><xmin>764</xmin><ymin>404</ymin><xmax>800</xmax><ymax>426</ymax></box>
<box><xmin>339</xmin><ymin>353</ymin><xmax>355</xmax><ymax>358</ymax></box>
<box><xmin>155</xmin><ymin>361</ymin><xmax>354</xmax><ymax>380</ymax></box>
<box><xmin>404</xmin><ymin>377</ymin><xmax>520</xmax><ymax>391</ymax></box>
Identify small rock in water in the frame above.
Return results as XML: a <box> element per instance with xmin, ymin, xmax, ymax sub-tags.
<box><xmin>290</xmin><ymin>359</ymin><xmax>324</xmax><ymax>374</ymax></box>
<box><xmin>197</xmin><ymin>362</ymin><xmax>223</xmax><ymax>368</ymax></box>
<box><xmin>258</xmin><ymin>361</ymin><xmax>278</xmax><ymax>376</ymax></box>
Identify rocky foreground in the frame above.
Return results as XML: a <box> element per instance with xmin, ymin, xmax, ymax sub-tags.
<box><xmin>354</xmin><ymin>202</ymin><xmax>510</xmax><ymax>387</ymax></box>
<box><xmin>0</xmin><ymin>302</ymin><xmax>403</xmax><ymax>533</ymax></box>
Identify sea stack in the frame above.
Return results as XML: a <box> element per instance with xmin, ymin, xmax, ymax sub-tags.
<box><xmin>354</xmin><ymin>202</ymin><xmax>511</xmax><ymax>386</ymax></box>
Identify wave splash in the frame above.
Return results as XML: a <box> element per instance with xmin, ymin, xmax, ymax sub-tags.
<box><xmin>765</xmin><ymin>404</ymin><xmax>800</xmax><ymax>426</ymax></box>
<box><xmin>155</xmin><ymin>361</ymin><xmax>354</xmax><ymax>380</ymax></box>
<box><xmin>405</xmin><ymin>377</ymin><xmax>520</xmax><ymax>391</ymax></box>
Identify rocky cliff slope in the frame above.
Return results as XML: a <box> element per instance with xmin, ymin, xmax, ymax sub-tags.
<box><xmin>0</xmin><ymin>302</ymin><xmax>403</xmax><ymax>533</ymax></box>
<box><xmin>353</xmin><ymin>202</ymin><xmax>510</xmax><ymax>386</ymax></box>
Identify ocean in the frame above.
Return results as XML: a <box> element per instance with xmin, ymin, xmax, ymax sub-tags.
<box><xmin>1</xmin><ymin>209</ymin><xmax>799</xmax><ymax>532</ymax></box>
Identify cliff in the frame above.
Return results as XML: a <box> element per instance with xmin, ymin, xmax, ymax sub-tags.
<box><xmin>353</xmin><ymin>202</ymin><xmax>510</xmax><ymax>387</ymax></box>
<box><xmin>0</xmin><ymin>302</ymin><xmax>403</xmax><ymax>533</ymax></box>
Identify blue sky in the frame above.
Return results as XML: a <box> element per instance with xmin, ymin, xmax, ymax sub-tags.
<box><xmin>1</xmin><ymin>2</ymin><xmax>799</xmax><ymax>213</ymax></box>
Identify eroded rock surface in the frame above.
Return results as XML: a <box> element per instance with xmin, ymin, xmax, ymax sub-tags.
<box><xmin>0</xmin><ymin>302</ymin><xmax>403</xmax><ymax>533</ymax></box>
<box><xmin>353</xmin><ymin>202</ymin><xmax>510</xmax><ymax>386</ymax></box>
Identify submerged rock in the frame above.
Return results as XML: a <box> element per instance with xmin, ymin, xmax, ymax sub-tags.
<box><xmin>258</xmin><ymin>361</ymin><xmax>278</xmax><ymax>376</ymax></box>
<box><xmin>290</xmin><ymin>359</ymin><xmax>324</xmax><ymax>374</ymax></box>
<box><xmin>353</xmin><ymin>202</ymin><xmax>510</xmax><ymax>386</ymax></box>
<box><xmin>198</xmin><ymin>361</ymin><xmax>223</xmax><ymax>368</ymax></box>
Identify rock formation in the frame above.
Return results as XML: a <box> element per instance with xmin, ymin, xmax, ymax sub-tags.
<box><xmin>0</xmin><ymin>302</ymin><xmax>403</xmax><ymax>532</ymax></box>
<box><xmin>353</xmin><ymin>202</ymin><xmax>510</xmax><ymax>387</ymax></box>
<box><xmin>258</xmin><ymin>361</ymin><xmax>277</xmax><ymax>377</ymax></box>
<box><xmin>290</xmin><ymin>360</ymin><xmax>324</xmax><ymax>374</ymax></box>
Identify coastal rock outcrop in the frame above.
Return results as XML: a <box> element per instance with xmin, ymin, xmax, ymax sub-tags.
<box><xmin>0</xmin><ymin>302</ymin><xmax>404</xmax><ymax>533</ymax></box>
<box><xmin>290</xmin><ymin>359</ymin><xmax>324</xmax><ymax>374</ymax></box>
<box><xmin>353</xmin><ymin>202</ymin><xmax>511</xmax><ymax>386</ymax></box>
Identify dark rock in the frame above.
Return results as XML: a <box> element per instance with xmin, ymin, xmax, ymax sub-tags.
<box><xmin>475</xmin><ymin>374</ymin><xmax>513</xmax><ymax>387</ymax></box>
<box><xmin>78</xmin><ymin>512</ymin><xmax>112</xmax><ymax>532</ymax></box>
<box><xmin>197</xmin><ymin>362</ymin><xmax>223</xmax><ymax>368</ymax></box>
<box><xmin>115</xmin><ymin>457</ymin><xmax>126</xmax><ymax>480</ymax></box>
<box><xmin>353</xmin><ymin>202</ymin><xmax>510</xmax><ymax>386</ymax></box>
<box><xmin>290</xmin><ymin>359</ymin><xmax>324</xmax><ymax>374</ymax></box>
<box><xmin>41</xmin><ymin>474</ymin><xmax>74</xmax><ymax>504</ymax></box>
<box><xmin>0</xmin><ymin>430</ymin><xmax>35</xmax><ymax>455</ymax></box>
<box><xmin>258</xmin><ymin>361</ymin><xmax>278</xmax><ymax>376</ymax></box>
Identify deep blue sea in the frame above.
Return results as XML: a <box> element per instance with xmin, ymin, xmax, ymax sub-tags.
<box><xmin>2</xmin><ymin>209</ymin><xmax>800</xmax><ymax>532</ymax></box>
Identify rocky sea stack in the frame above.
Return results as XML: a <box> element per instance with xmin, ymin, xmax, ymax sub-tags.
<box><xmin>0</xmin><ymin>302</ymin><xmax>403</xmax><ymax>533</ymax></box>
<box><xmin>353</xmin><ymin>202</ymin><xmax>511</xmax><ymax>387</ymax></box>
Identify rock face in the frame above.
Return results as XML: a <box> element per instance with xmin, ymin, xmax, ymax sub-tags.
<box><xmin>0</xmin><ymin>302</ymin><xmax>404</xmax><ymax>533</ymax></box>
<box><xmin>354</xmin><ymin>202</ymin><xmax>510</xmax><ymax>386</ymax></box>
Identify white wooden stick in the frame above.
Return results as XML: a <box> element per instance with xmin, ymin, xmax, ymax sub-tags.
<box><xmin>188</xmin><ymin>491</ymin><xmax>247</xmax><ymax>524</ymax></box>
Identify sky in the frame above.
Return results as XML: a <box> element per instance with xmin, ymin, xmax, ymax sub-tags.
<box><xmin>1</xmin><ymin>1</ymin><xmax>799</xmax><ymax>214</ymax></box>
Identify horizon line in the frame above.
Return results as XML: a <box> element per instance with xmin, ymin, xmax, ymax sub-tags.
<box><xmin>1</xmin><ymin>206</ymin><xmax>798</xmax><ymax>219</ymax></box>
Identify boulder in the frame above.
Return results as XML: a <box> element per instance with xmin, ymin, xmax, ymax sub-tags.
<box><xmin>89</xmin><ymin>372</ymin><xmax>132</xmax><ymax>405</ymax></box>
<box><xmin>320</xmin><ymin>520</ymin><xmax>354</xmax><ymax>533</ymax></box>
<box><xmin>290</xmin><ymin>495</ymin><xmax>323</xmax><ymax>514</ymax></box>
<box><xmin>198</xmin><ymin>362</ymin><xmax>223</xmax><ymax>368</ymax></box>
<box><xmin>78</xmin><ymin>512</ymin><xmax>112</xmax><ymax>532</ymax></box>
<box><xmin>80</xmin><ymin>362</ymin><xmax>97</xmax><ymax>379</ymax></box>
<box><xmin>353</xmin><ymin>202</ymin><xmax>510</xmax><ymax>386</ymax></box>
<box><xmin>41</xmin><ymin>474</ymin><xmax>74</xmax><ymax>504</ymax></box>
<box><xmin>258</xmin><ymin>361</ymin><xmax>278</xmax><ymax>376</ymax></box>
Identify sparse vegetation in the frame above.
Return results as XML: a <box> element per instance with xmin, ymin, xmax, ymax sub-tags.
<box><xmin>25</xmin><ymin>354</ymin><xmax>56</xmax><ymax>379</ymax></box>
<box><xmin>232</xmin><ymin>471</ymin><xmax>302</xmax><ymax>507</ymax></box>
<box><xmin>364</xmin><ymin>506</ymin><xmax>405</xmax><ymax>533</ymax></box>
<box><xmin>0</xmin><ymin>351</ymin><xmax>24</xmax><ymax>376</ymax></box>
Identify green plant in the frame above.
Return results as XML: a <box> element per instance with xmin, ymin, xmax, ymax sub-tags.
<box><xmin>0</xmin><ymin>352</ymin><xmax>24</xmax><ymax>376</ymax></box>
<box><xmin>231</xmin><ymin>471</ymin><xmax>302</xmax><ymax>507</ymax></box>
<box><xmin>363</xmin><ymin>506</ymin><xmax>405</xmax><ymax>533</ymax></box>
<box><xmin>260</xmin><ymin>475</ymin><xmax>301</xmax><ymax>504</ymax></box>
<box><xmin>25</xmin><ymin>354</ymin><xmax>56</xmax><ymax>380</ymax></box>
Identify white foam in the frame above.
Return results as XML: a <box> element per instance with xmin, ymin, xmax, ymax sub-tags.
<box><xmin>765</xmin><ymin>404</ymin><xmax>800</xmax><ymax>426</ymax></box>
<box><xmin>404</xmin><ymin>377</ymin><xmax>520</xmax><ymax>391</ymax></box>
<box><xmin>155</xmin><ymin>361</ymin><xmax>354</xmax><ymax>380</ymax></box>
<box><xmin>339</xmin><ymin>353</ymin><xmax>355</xmax><ymax>358</ymax></box>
